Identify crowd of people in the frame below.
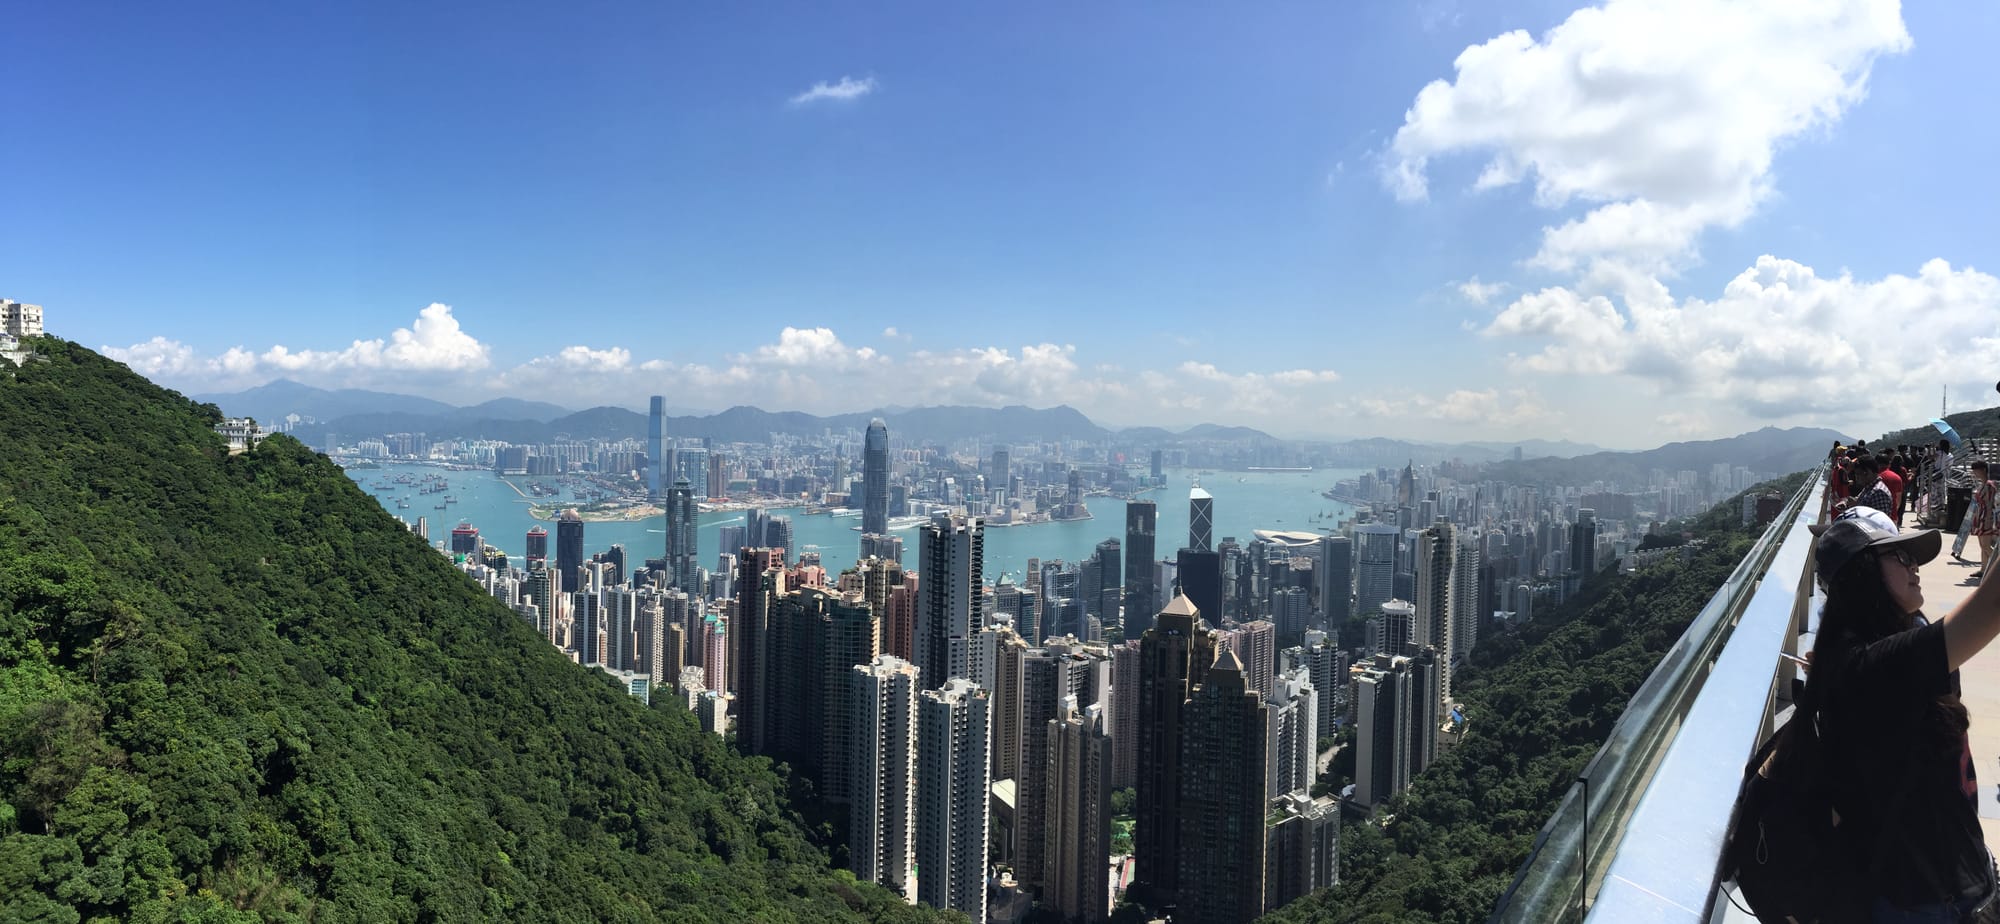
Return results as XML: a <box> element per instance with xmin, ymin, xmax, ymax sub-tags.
<box><xmin>1828</xmin><ymin>438</ymin><xmax>1997</xmax><ymax>585</ymax></box>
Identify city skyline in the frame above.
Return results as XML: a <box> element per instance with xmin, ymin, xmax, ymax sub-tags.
<box><xmin>12</xmin><ymin>1</ymin><xmax>2000</xmax><ymax>445</ymax></box>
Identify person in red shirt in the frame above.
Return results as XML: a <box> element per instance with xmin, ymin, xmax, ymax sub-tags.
<box><xmin>1879</xmin><ymin>458</ymin><xmax>1905</xmax><ymax>524</ymax></box>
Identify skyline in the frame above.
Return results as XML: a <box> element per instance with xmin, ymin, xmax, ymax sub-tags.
<box><xmin>8</xmin><ymin>0</ymin><xmax>2000</xmax><ymax>444</ymax></box>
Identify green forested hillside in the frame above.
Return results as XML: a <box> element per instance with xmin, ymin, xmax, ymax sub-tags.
<box><xmin>0</xmin><ymin>341</ymin><xmax>955</xmax><ymax>923</ymax></box>
<box><xmin>1262</xmin><ymin>473</ymin><xmax>1809</xmax><ymax>923</ymax></box>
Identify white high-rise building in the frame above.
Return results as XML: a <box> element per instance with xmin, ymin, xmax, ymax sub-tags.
<box><xmin>917</xmin><ymin>678</ymin><xmax>990</xmax><ymax>924</ymax></box>
<box><xmin>1413</xmin><ymin>522</ymin><xmax>1456</xmax><ymax>702</ymax></box>
<box><xmin>1265</xmin><ymin>666</ymin><xmax>1318</xmax><ymax>801</ymax></box>
<box><xmin>851</xmin><ymin>656</ymin><xmax>922</xmax><ymax>896</ymax></box>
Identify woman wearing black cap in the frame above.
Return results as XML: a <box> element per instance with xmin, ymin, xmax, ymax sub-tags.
<box><xmin>1812</xmin><ymin>506</ymin><xmax>2000</xmax><ymax>920</ymax></box>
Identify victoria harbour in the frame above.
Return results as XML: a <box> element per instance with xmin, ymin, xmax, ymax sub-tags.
<box><xmin>348</xmin><ymin>462</ymin><xmax>1364</xmax><ymax>580</ymax></box>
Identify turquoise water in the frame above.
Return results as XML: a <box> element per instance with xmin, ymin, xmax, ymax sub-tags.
<box><xmin>347</xmin><ymin>464</ymin><xmax>1364</xmax><ymax>581</ymax></box>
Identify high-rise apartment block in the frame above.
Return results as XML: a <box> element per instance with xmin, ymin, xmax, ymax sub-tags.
<box><xmin>665</xmin><ymin>477</ymin><xmax>697</xmax><ymax>591</ymax></box>
<box><xmin>851</xmin><ymin>655</ymin><xmax>921</xmax><ymax>896</ymax></box>
<box><xmin>917</xmin><ymin>513</ymin><xmax>983</xmax><ymax>691</ymax></box>
<box><xmin>1045</xmin><ymin>698</ymin><xmax>1112</xmax><ymax>923</ymax></box>
<box><xmin>917</xmin><ymin>678</ymin><xmax>990</xmax><ymax>924</ymax></box>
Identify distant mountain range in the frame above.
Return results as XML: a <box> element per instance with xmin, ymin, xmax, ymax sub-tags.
<box><xmin>192</xmin><ymin>380</ymin><xmax>1834</xmax><ymax>477</ymax></box>
<box><xmin>195</xmin><ymin>379</ymin><xmax>573</xmax><ymax>424</ymax></box>
<box><xmin>1486</xmin><ymin>426</ymin><xmax>1848</xmax><ymax>485</ymax></box>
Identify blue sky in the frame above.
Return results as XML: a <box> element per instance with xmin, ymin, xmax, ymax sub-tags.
<box><xmin>5</xmin><ymin>0</ymin><xmax>1997</xmax><ymax>446</ymax></box>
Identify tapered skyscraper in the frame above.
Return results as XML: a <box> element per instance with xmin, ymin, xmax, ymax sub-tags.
<box><xmin>647</xmin><ymin>395</ymin><xmax>666</xmax><ymax>501</ymax></box>
<box><xmin>863</xmin><ymin>418</ymin><xmax>890</xmax><ymax>539</ymax></box>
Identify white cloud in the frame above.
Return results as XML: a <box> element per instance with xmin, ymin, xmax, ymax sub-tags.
<box><xmin>789</xmin><ymin>76</ymin><xmax>877</xmax><ymax>106</ymax></box>
<box><xmin>104</xmin><ymin>303</ymin><xmax>491</xmax><ymax>389</ymax></box>
<box><xmin>1354</xmin><ymin>387</ymin><xmax>1552</xmax><ymax>428</ymax></box>
<box><xmin>882</xmin><ymin>326</ymin><xmax>910</xmax><ymax>340</ymax></box>
<box><xmin>1457</xmin><ymin>276</ymin><xmax>1507</xmax><ymax>304</ymax></box>
<box><xmin>257</xmin><ymin>303</ymin><xmax>490</xmax><ymax>374</ymax></box>
<box><xmin>1385</xmin><ymin>0</ymin><xmax>1909</xmax><ymax>273</ymax></box>
<box><xmin>741</xmin><ymin>326</ymin><xmax>880</xmax><ymax>369</ymax></box>
<box><xmin>103</xmin><ymin>336</ymin><xmax>200</xmax><ymax>377</ymax></box>
<box><xmin>1484</xmin><ymin>255</ymin><xmax>2000</xmax><ymax>429</ymax></box>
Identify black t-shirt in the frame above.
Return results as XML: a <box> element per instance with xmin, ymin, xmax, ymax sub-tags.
<box><xmin>1820</xmin><ymin>617</ymin><xmax>1989</xmax><ymax>907</ymax></box>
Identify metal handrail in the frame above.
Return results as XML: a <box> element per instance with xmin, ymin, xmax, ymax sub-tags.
<box><xmin>1489</xmin><ymin>471</ymin><xmax>1822</xmax><ymax>922</ymax></box>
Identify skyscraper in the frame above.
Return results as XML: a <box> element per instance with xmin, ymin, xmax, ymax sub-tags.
<box><xmin>1175</xmin><ymin>547</ymin><xmax>1222</xmax><ymax>631</ymax></box>
<box><xmin>916</xmin><ymin>513</ymin><xmax>983</xmax><ymax>691</ymax></box>
<box><xmin>1570</xmin><ymin>508</ymin><xmax>1598</xmax><ymax>576</ymax></box>
<box><xmin>1045</xmin><ymin>698</ymin><xmax>1112</xmax><ymax>923</ymax></box>
<box><xmin>1413</xmin><ymin>521</ymin><xmax>1455</xmax><ymax>702</ymax></box>
<box><xmin>1321</xmin><ymin>536</ymin><xmax>1352</xmax><ymax>630</ymax></box>
<box><xmin>1135</xmin><ymin>594</ymin><xmax>1216</xmax><ymax>901</ymax></box>
<box><xmin>1353</xmin><ymin>524</ymin><xmax>1399</xmax><ymax>620</ymax></box>
<box><xmin>1123</xmin><ymin>500</ymin><xmax>1158</xmax><ymax>639</ymax></box>
<box><xmin>1353</xmin><ymin>650</ymin><xmax>1438</xmax><ymax>808</ymax></box>
<box><xmin>556</xmin><ymin>509</ymin><xmax>585</xmax><ymax>594</ymax></box>
<box><xmin>1017</xmin><ymin>648</ymin><xmax>1074</xmax><ymax>895</ymax></box>
<box><xmin>917</xmin><ymin>678</ymin><xmax>991</xmax><ymax>923</ymax></box>
<box><xmin>648</xmin><ymin>395</ymin><xmax>666</xmax><ymax>501</ymax></box>
<box><xmin>822</xmin><ymin>588</ymin><xmax>882</xmax><ymax>807</ymax></box>
<box><xmin>1177</xmin><ymin>648</ymin><xmax>1270</xmax><ymax>924</ymax></box>
<box><xmin>733</xmin><ymin>549</ymin><xmax>787</xmax><ymax>753</ymax></box>
<box><xmin>1189</xmin><ymin>486</ymin><xmax>1214</xmax><ymax>553</ymax></box>
<box><xmin>1110</xmin><ymin>640</ymin><xmax>1141</xmax><ymax>791</ymax></box>
<box><xmin>1265</xmin><ymin>666</ymin><xmax>1317</xmax><ymax>801</ymax></box>
<box><xmin>1452</xmin><ymin>533</ymin><xmax>1483</xmax><ymax>663</ymax></box>
<box><xmin>851</xmin><ymin>655</ymin><xmax>921</xmax><ymax>897</ymax></box>
<box><xmin>665</xmin><ymin>476</ymin><xmax>697</xmax><ymax>591</ymax></box>
<box><xmin>863</xmin><ymin>418</ymin><xmax>890</xmax><ymax>540</ymax></box>
<box><xmin>525</xmin><ymin>525</ymin><xmax>548</xmax><ymax>564</ymax></box>
<box><xmin>1092</xmin><ymin>538</ymin><xmax>1121</xmax><ymax>631</ymax></box>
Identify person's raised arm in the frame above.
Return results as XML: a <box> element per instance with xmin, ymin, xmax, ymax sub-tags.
<box><xmin>1944</xmin><ymin>552</ymin><xmax>2000</xmax><ymax>671</ymax></box>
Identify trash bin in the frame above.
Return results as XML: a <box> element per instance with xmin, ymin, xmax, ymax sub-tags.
<box><xmin>1947</xmin><ymin>485</ymin><xmax>1973</xmax><ymax>532</ymax></box>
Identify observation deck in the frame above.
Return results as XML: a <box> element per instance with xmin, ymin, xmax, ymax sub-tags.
<box><xmin>1491</xmin><ymin>453</ymin><xmax>2000</xmax><ymax>922</ymax></box>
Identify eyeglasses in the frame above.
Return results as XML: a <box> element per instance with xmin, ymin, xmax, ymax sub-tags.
<box><xmin>1884</xmin><ymin>548</ymin><xmax>1918</xmax><ymax>569</ymax></box>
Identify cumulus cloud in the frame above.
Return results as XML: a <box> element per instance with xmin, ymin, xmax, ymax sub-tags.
<box><xmin>255</xmin><ymin>304</ymin><xmax>489</xmax><ymax>374</ymax></box>
<box><xmin>105</xmin><ymin>304</ymin><xmax>489</xmax><ymax>387</ymax></box>
<box><xmin>1386</xmin><ymin>0</ymin><xmax>1909</xmax><ymax>273</ymax></box>
<box><xmin>1484</xmin><ymin>256</ymin><xmax>2000</xmax><ymax>428</ymax></box>
<box><xmin>789</xmin><ymin>76</ymin><xmax>877</xmax><ymax>106</ymax></box>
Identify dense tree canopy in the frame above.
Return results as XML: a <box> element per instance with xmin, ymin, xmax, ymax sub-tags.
<box><xmin>0</xmin><ymin>341</ymin><xmax>958</xmax><ymax>923</ymax></box>
<box><xmin>1262</xmin><ymin>472</ymin><xmax>1809</xmax><ymax>923</ymax></box>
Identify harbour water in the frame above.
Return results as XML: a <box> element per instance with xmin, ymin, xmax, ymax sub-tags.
<box><xmin>346</xmin><ymin>464</ymin><xmax>1365</xmax><ymax>582</ymax></box>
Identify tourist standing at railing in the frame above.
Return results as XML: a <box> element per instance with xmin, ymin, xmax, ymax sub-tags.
<box><xmin>1882</xmin><ymin>455</ymin><xmax>1907</xmax><ymax>525</ymax></box>
<box><xmin>1934</xmin><ymin>441</ymin><xmax>1956</xmax><ymax>528</ymax></box>
<box><xmin>1846</xmin><ymin>457</ymin><xmax>1895</xmax><ymax>516</ymax></box>
<box><xmin>1810</xmin><ymin>506</ymin><xmax>2000</xmax><ymax>920</ymax></box>
<box><xmin>1973</xmin><ymin>462</ymin><xmax>1997</xmax><ymax>587</ymax></box>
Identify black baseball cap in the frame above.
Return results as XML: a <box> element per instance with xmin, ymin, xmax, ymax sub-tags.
<box><xmin>1811</xmin><ymin>506</ymin><xmax>1940</xmax><ymax>587</ymax></box>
